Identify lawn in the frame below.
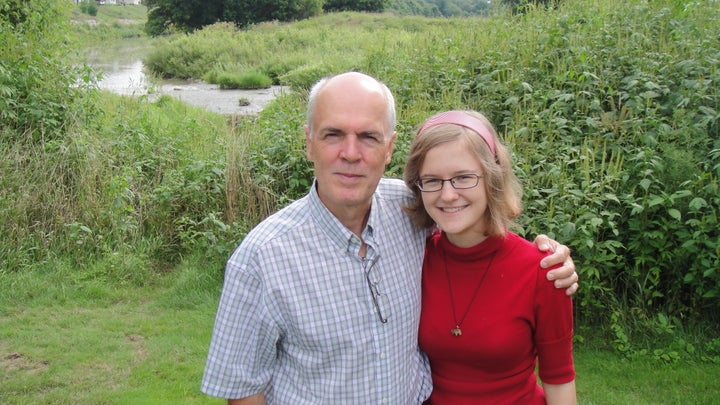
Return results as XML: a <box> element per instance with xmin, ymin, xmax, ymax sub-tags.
<box><xmin>2</xmin><ymin>269</ymin><xmax>719</xmax><ymax>404</ymax></box>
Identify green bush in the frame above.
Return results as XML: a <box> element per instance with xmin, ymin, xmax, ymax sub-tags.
<box><xmin>79</xmin><ymin>0</ymin><xmax>98</xmax><ymax>16</ymax></box>
<box><xmin>216</xmin><ymin>71</ymin><xmax>272</xmax><ymax>89</ymax></box>
<box><xmin>139</xmin><ymin>2</ymin><xmax>720</xmax><ymax>335</ymax></box>
<box><xmin>3</xmin><ymin>0</ymin><xmax>719</xmax><ymax>359</ymax></box>
<box><xmin>0</xmin><ymin>0</ymin><xmax>94</xmax><ymax>143</ymax></box>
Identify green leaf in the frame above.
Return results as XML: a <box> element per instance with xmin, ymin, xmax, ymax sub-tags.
<box><xmin>648</xmin><ymin>196</ymin><xmax>664</xmax><ymax>207</ymax></box>
<box><xmin>689</xmin><ymin>197</ymin><xmax>707</xmax><ymax>210</ymax></box>
<box><xmin>668</xmin><ymin>208</ymin><xmax>681</xmax><ymax>220</ymax></box>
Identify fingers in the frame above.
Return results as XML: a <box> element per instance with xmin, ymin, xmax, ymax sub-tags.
<box><xmin>565</xmin><ymin>282</ymin><xmax>579</xmax><ymax>296</ymax></box>
<box><xmin>552</xmin><ymin>271</ymin><xmax>579</xmax><ymax>296</ymax></box>
<box><xmin>537</xmin><ymin>237</ymin><xmax>579</xmax><ymax>296</ymax></box>
<box><xmin>556</xmin><ymin>243</ymin><xmax>571</xmax><ymax>259</ymax></box>
<box><xmin>553</xmin><ymin>270</ymin><xmax>578</xmax><ymax>287</ymax></box>
<box><xmin>540</xmin><ymin>243</ymin><xmax>570</xmax><ymax>269</ymax></box>
<box><xmin>534</xmin><ymin>234</ymin><xmax>555</xmax><ymax>252</ymax></box>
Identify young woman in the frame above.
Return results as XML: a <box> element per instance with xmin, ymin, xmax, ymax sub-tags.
<box><xmin>404</xmin><ymin>110</ymin><xmax>577</xmax><ymax>404</ymax></box>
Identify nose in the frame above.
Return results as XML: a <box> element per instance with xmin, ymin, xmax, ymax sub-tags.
<box><xmin>340</xmin><ymin>135</ymin><xmax>361</xmax><ymax>162</ymax></box>
<box><xmin>439</xmin><ymin>180</ymin><xmax>459</xmax><ymax>199</ymax></box>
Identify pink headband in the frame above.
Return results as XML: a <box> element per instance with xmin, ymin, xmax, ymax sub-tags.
<box><xmin>417</xmin><ymin>111</ymin><xmax>497</xmax><ymax>157</ymax></box>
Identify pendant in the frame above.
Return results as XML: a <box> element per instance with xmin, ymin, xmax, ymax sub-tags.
<box><xmin>450</xmin><ymin>326</ymin><xmax>462</xmax><ymax>337</ymax></box>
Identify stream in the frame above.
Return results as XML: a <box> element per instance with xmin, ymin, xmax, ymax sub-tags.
<box><xmin>89</xmin><ymin>47</ymin><xmax>288</xmax><ymax>115</ymax></box>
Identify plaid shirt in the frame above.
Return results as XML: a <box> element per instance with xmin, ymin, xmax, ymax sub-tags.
<box><xmin>201</xmin><ymin>178</ymin><xmax>432</xmax><ymax>404</ymax></box>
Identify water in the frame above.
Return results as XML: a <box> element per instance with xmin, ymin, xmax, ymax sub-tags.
<box><xmin>91</xmin><ymin>52</ymin><xmax>287</xmax><ymax>115</ymax></box>
<box><xmin>94</xmin><ymin>59</ymin><xmax>150</xmax><ymax>96</ymax></box>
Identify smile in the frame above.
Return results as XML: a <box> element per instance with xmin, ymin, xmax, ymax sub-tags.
<box><xmin>440</xmin><ymin>206</ymin><xmax>466</xmax><ymax>213</ymax></box>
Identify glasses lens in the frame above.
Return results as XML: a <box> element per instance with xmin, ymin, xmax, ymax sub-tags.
<box><xmin>417</xmin><ymin>178</ymin><xmax>440</xmax><ymax>191</ymax></box>
<box><xmin>418</xmin><ymin>174</ymin><xmax>480</xmax><ymax>191</ymax></box>
<box><xmin>452</xmin><ymin>174</ymin><xmax>479</xmax><ymax>189</ymax></box>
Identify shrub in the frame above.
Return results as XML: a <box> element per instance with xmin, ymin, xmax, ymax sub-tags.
<box><xmin>216</xmin><ymin>71</ymin><xmax>272</xmax><ymax>89</ymax></box>
<box><xmin>1</xmin><ymin>0</ymin><xmax>94</xmax><ymax>144</ymax></box>
<box><xmin>79</xmin><ymin>0</ymin><xmax>98</xmax><ymax>16</ymax></box>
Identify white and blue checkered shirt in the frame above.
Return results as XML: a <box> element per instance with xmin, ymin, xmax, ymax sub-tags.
<box><xmin>201</xmin><ymin>178</ymin><xmax>432</xmax><ymax>404</ymax></box>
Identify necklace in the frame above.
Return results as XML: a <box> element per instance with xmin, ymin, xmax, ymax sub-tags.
<box><xmin>442</xmin><ymin>249</ymin><xmax>497</xmax><ymax>337</ymax></box>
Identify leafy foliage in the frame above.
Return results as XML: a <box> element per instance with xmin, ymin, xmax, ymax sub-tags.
<box><xmin>78</xmin><ymin>0</ymin><xmax>98</xmax><ymax>16</ymax></box>
<box><xmin>3</xmin><ymin>0</ymin><xmax>719</xmax><ymax>360</ymax></box>
<box><xmin>144</xmin><ymin>0</ymin><xmax>224</xmax><ymax>35</ymax></box>
<box><xmin>325</xmin><ymin>0</ymin><xmax>390</xmax><ymax>12</ymax></box>
<box><xmin>501</xmin><ymin>0</ymin><xmax>559</xmax><ymax>15</ymax></box>
<box><xmin>390</xmin><ymin>0</ymin><xmax>492</xmax><ymax>16</ymax></box>
<box><xmin>0</xmin><ymin>0</ymin><xmax>94</xmax><ymax>143</ymax></box>
<box><xmin>151</xmin><ymin>0</ymin><xmax>717</xmax><ymax>347</ymax></box>
<box><xmin>145</xmin><ymin>0</ymin><xmax>336</xmax><ymax>35</ymax></box>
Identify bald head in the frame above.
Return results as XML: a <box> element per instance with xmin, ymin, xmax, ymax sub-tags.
<box><xmin>306</xmin><ymin>72</ymin><xmax>396</xmax><ymax>137</ymax></box>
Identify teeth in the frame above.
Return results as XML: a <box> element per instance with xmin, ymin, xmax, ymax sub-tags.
<box><xmin>442</xmin><ymin>207</ymin><xmax>463</xmax><ymax>213</ymax></box>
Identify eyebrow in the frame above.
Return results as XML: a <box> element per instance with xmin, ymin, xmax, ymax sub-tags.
<box><xmin>419</xmin><ymin>170</ymin><xmax>479</xmax><ymax>178</ymax></box>
<box><xmin>319</xmin><ymin>127</ymin><xmax>384</xmax><ymax>138</ymax></box>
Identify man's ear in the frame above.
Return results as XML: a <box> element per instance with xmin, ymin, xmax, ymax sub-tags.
<box><xmin>304</xmin><ymin>125</ymin><xmax>313</xmax><ymax>161</ymax></box>
<box><xmin>385</xmin><ymin>131</ymin><xmax>397</xmax><ymax>164</ymax></box>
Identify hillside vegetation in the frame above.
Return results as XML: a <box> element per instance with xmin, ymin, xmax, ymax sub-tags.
<box><xmin>144</xmin><ymin>0</ymin><xmax>720</xmax><ymax>344</ymax></box>
<box><xmin>2</xmin><ymin>1</ymin><xmax>720</xmax><ymax>402</ymax></box>
<box><xmin>3</xmin><ymin>0</ymin><xmax>719</xmax><ymax>359</ymax></box>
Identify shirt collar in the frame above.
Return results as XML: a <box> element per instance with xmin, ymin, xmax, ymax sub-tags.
<box><xmin>308</xmin><ymin>180</ymin><xmax>379</xmax><ymax>257</ymax></box>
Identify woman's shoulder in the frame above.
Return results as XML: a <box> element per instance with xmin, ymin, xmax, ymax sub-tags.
<box><xmin>501</xmin><ymin>232</ymin><xmax>553</xmax><ymax>265</ymax></box>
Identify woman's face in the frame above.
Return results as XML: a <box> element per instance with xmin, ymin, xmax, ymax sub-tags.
<box><xmin>419</xmin><ymin>138</ymin><xmax>489</xmax><ymax>248</ymax></box>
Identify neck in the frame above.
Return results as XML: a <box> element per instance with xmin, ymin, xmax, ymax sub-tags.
<box><xmin>338</xmin><ymin>208</ymin><xmax>369</xmax><ymax>259</ymax></box>
<box><xmin>336</xmin><ymin>205</ymin><xmax>371</xmax><ymax>237</ymax></box>
<box><xmin>313</xmin><ymin>183</ymin><xmax>372</xmax><ymax>237</ymax></box>
<box><xmin>446</xmin><ymin>231</ymin><xmax>488</xmax><ymax>248</ymax></box>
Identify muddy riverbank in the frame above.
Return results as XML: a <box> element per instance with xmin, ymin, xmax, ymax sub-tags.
<box><xmin>92</xmin><ymin>55</ymin><xmax>288</xmax><ymax>115</ymax></box>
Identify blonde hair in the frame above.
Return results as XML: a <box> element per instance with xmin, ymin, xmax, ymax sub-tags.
<box><xmin>403</xmin><ymin>110</ymin><xmax>522</xmax><ymax>237</ymax></box>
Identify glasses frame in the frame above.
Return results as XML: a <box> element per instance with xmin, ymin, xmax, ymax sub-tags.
<box><xmin>416</xmin><ymin>173</ymin><xmax>482</xmax><ymax>192</ymax></box>
<box><xmin>363</xmin><ymin>256</ymin><xmax>389</xmax><ymax>323</ymax></box>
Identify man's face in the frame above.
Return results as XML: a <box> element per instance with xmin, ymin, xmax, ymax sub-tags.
<box><xmin>305</xmin><ymin>76</ymin><xmax>396</xmax><ymax>219</ymax></box>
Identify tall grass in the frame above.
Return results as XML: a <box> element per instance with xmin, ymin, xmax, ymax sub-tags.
<box><xmin>70</xmin><ymin>3</ymin><xmax>148</xmax><ymax>43</ymax></box>
<box><xmin>2</xmin><ymin>1</ymin><xmax>720</xmax><ymax>402</ymax></box>
<box><xmin>2</xmin><ymin>0</ymin><xmax>719</xmax><ymax>361</ymax></box>
<box><xmin>144</xmin><ymin>0</ymin><xmax>720</xmax><ymax>352</ymax></box>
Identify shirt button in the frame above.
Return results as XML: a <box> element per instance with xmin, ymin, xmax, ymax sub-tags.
<box><xmin>380</xmin><ymin>352</ymin><xmax>386</xmax><ymax>359</ymax></box>
<box><xmin>381</xmin><ymin>399</ymin><xmax>388</xmax><ymax>405</ymax></box>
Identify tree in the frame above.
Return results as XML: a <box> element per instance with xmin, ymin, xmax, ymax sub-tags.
<box><xmin>146</xmin><ymin>0</ymin><xmax>323</xmax><ymax>35</ymax></box>
<box><xmin>277</xmin><ymin>0</ymin><xmax>324</xmax><ymax>21</ymax></box>
<box><xmin>221</xmin><ymin>0</ymin><xmax>275</xmax><ymax>28</ymax></box>
<box><xmin>145</xmin><ymin>0</ymin><xmax>224</xmax><ymax>35</ymax></box>
<box><xmin>389</xmin><ymin>0</ymin><xmax>491</xmax><ymax>17</ymax></box>
<box><xmin>501</xmin><ymin>0</ymin><xmax>560</xmax><ymax>15</ymax></box>
<box><xmin>223</xmin><ymin>0</ymin><xmax>323</xmax><ymax>27</ymax></box>
<box><xmin>323</xmin><ymin>0</ymin><xmax>390</xmax><ymax>12</ymax></box>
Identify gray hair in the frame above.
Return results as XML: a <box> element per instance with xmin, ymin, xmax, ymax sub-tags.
<box><xmin>306</xmin><ymin>72</ymin><xmax>397</xmax><ymax>137</ymax></box>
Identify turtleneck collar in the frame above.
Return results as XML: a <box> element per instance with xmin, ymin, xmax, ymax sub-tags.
<box><xmin>438</xmin><ymin>231</ymin><xmax>504</xmax><ymax>263</ymax></box>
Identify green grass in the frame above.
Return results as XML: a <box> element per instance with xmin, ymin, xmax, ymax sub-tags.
<box><xmin>2</xmin><ymin>266</ymin><xmax>719</xmax><ymax>404</ymax></box>
<box><xmin>575</xmin><ymin>349</ymin><xmax>720</xmax><ymax>404</ymax></box>
<box><xmin>70</xmin><ymin>3</ymin><xmax>148</xmax><ymax>43</ymax></box>
<box><xmin>3</xmin><ymin>0</ymin><xmax>719</xmax><ymax>402</ymax></box>
<box><xmin>70</xmin><ymin>3</ymin><xmax>148</xmax><ymax>25</ymax></box>
<box><xmin>0</xmin><ymin>258</ymin><xmax>225</xmax><ymax>405</ymax></box>
<box><xmin>0</xmin><ymin>300</ymin><xmax>220</xmax><ymax>404</ymax></box>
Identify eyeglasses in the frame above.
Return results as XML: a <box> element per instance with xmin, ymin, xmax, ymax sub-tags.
<box><xmin>363</xmin><ymin>256</ymin><xmax>389</xmax><ymax>323</ymax></box>
<box><xmin>416</xmin><ymin>174</ymin><xmax>482</xmax><ymax>192</ymax></box>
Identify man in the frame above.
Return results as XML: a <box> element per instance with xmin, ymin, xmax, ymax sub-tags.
<box><xmin>201</xmin><ymin>72</ymin><xmax>578</xmax><ymax>404</ymax></box>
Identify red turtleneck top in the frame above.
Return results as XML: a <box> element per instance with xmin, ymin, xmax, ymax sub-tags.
<box><xmin>419</xmin><ymin>231</ymin><xmax>575</xmax><ymax>404</ymax></box>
